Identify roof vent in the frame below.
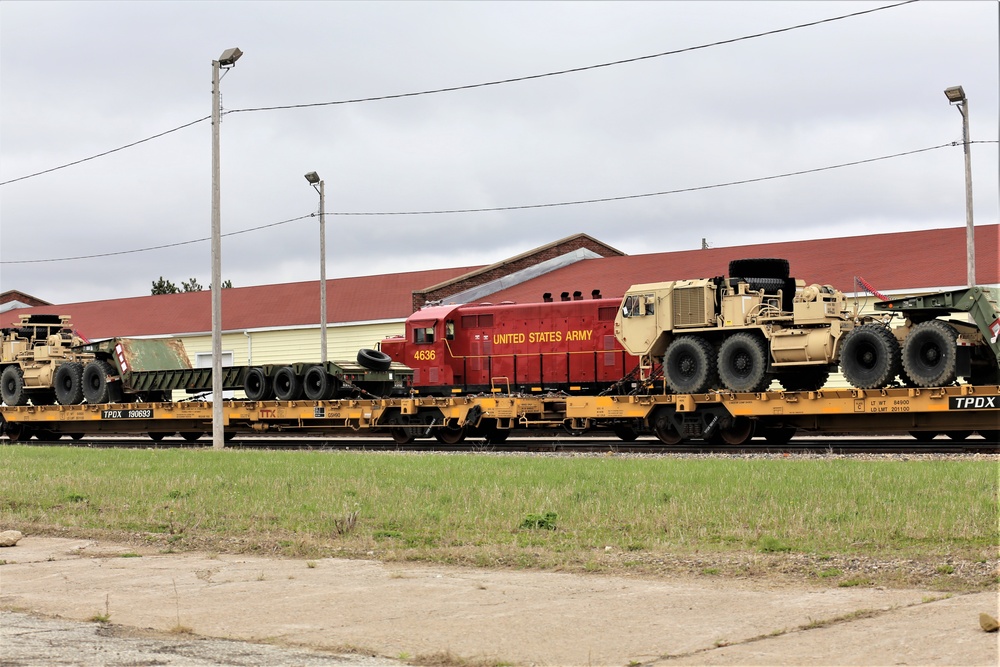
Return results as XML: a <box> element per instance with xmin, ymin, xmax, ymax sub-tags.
<box><xmin>560</xmin><ymin>292</ymin><xmax>570</xmax><ymax>301</ymax></box>
<box><xmin>592</xmin><ymin>289</ymin><xmax>602</xmax><ymax>299</ymax></box>
<box><xmin>543</xmin><ymin>292</ymin><xmax>553</xmax><ymax>303</ymax></box>
<box><xmin>573</xmin><ymin>291</ymin><xmax>583</xmax><ymax>300</ymax></box>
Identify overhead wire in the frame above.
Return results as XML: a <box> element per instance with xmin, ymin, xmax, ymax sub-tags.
<box><xmin>0</xmin><ymin>0</ymin><xmax>917</xmax><ymax>187</ymax></box>
<box><xmin>6</xmin><ymin>140</ymin><xmax>988</xmax><ymax>265</ymax></box>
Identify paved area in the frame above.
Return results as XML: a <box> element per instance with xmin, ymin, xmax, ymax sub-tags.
<box><xmin>1</xmin><ymin>537</ymin><xmax>997</xmax><ymax>666</ymax></box>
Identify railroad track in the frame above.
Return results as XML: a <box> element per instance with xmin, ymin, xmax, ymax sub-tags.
<box><xmin>10</xmin><ymin>434</ymin><xmax>998</xmax><ymax>455</ymax></box>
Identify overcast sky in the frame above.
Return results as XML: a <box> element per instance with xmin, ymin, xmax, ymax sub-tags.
<box><xmin>1</xmin><ymin>0</ymin><xmax>997</xmax><ymax>305</ymax></box>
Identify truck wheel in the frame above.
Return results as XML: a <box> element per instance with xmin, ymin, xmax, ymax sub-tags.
<box><xmin>718</xmin><ymin>333</ymin><xmax>770</xmax><ymax>392</ymax></box>
<box><xmin>303</xmin><ymin>365</ymin><xmax>339</xmax><ymax>401</ymax></box>
<box><xmin>244</xmin><ymin>367</ymin><xmax>273</xmax><ymax>401</ymax></box>
<box><xmin>777</xmin><ymin>367</ymin><xmax>829</xmax><ymax>392</ymax></box>
<box><xmin>54</xmin><ymin>362</ymin><xmax>85</xmax><ymax>405</ymax></box>
<box><xmin>761</xmin><ymin>426</ymin><xmax>796</xmax><ymax>446</ymax></box>
<box><xmin>664</xmin><ymin>336</ymin><xmax>717</xmax><ymax>394</ymax></box>
<box><xmin>390</xmin><ymin>428</ymin><xmax>416</xmax><ymax>445</ymax></box>
<box><xmin>358</xmin><ymin>348</ymin><xmax>392</xmax><ymax>372</ymax></box>
<box><xmin>840</xmin><ymin>324</ymin><xmax>901</xmax><ymax>389</ymax></box>
<box><xmin>82</xmin><ymin>360</ymin><xmax>120</xmax><ymax>404</ymax></box>
<box><xmin>712</xmin><ymin>416</ymin><xmax>755</xmax><ymax>446</ymax></box>
<box><xmin>728</xmin><ymin>258</ymin><xmax>790</xmax><ymax>279</ymax></box>
<box><xmin>901</xmin><ymin>320</ymin><xmax>958</xmax><ymax>387</ymax></box>
<box><xmin>1</xmin><ymin>366</ymin><xmax>28</xmax><ymax>406</ymax></box>
<box><xmin>434</xmin><ymin>424</ymin><xmax>467</xmax><ymax>445</ymax></box>
<box><xmin>273</xmin><ymin>366</ymin><xmax>303</xmax><ymax>401</ymax></box>
<box><xmin>30</xmin><ymin>390</ymin><xmax>57</xmax><ymax>406</ymax></box>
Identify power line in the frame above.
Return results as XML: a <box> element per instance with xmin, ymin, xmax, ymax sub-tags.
<box><xmin>0</xmin><ymin>1</ymin><xmax>917</xmax><ymax>187</ymax></box>
<box><xmin>3</xmin><ymin>214</ymin><xmax>313</xmax><ymax>264</ymax></box>
<box><xmin>230</xmin><ymin>1</ymin><xmax>916</xmax><ymax>116</ymax></box>
<box><xmin>5</xmin><ymin>140</ymin><xmax>982</xmax><ymax>265</ymax></box>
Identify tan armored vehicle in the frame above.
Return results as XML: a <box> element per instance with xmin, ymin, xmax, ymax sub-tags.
<box><xmin>1</xmin><ymin>314</ymin><xmax>94</xmax><ymax>406</ymax></box>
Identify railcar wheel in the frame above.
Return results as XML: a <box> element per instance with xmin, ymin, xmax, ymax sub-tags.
<box><xmin>840</xmin><ymin>324</ymin><xmax>901</xmax><ymax>389</ymax></box>
<box><xmin>1</xmin><ymin>366</ymin><xmax>28</xmax><ymax>406</ymax></box>
<box><xmin>244</xmin><ymin>367</ymin><xmax>273</xmax><ymax>401</ymax></box>
<box><xmin>728</xmin><ymin>258</ymin><xmax>790</xmax><ymax>279</ymax></box>
<box><xmin>303</xmin><ymin>365</ymin><xmax>339</xmax><ymax>401</ymax></box>
<box><xmin>82</xmin><ymin>360</ymin><xmax>121</xmax><ymax>404</ymax></box>
<box><xmin>390</xmin><ymin>428</ymin><xmax>416</xmax><ymax>445</ymax></box>
<box><xmin>909</xmin><ymin>431</ymin><xmax>938</xmax><ymax>442</ymax></box>
<box><xmin>54</xmin><ymin>362</ymin><xmax>85</xmax><ymax>405</ymax></box>
<box><xmin>718</xmin><ymin>333</ymin><xmax>770</xmax><ymax>392</ymax></box>
<box><xmin>651</xmin><ymin>407</ymin><xmax>683</xmax><ymax>445</ymax></box>
<box><xmin>760</xmin><ymin>426</ymin><xmax>796</xmax><ymax>446</ymax></box>
<box><xmin>273</xmin><ymin>366</ymin><xmax>303</xmax><ymax>401</ymax></box>
<box><xmin>179</xmin><ymin>432</ymin><xmax>203</xmax><ymax>442</ymax></box>
<box><xmin>358</xmin><ymin>348</ymin><xmax>392</xmax><ymax>372</ymax></box>
<box><xmin>945</xmin><ymin>431</ymin><xmax>972</xmax><ymax>441</ymax></box>
<box><xmin>612</xmin><ymin>425</ymin><xmax>639</xmax><ymax>442</ymax></box>
<box><xmin>148</xmin><ymin>432</ymin><xmax>174</xmax><ymax>442</ymax></box>
<box><xmin>714</xmin><ymin>417</ymin><xmax>755</xmax><ymax>446</ymax></box>
<box><xmin>901</xmin><ymin>320</ymin><xmax>958</xmax><ymax>387</ymax></box>
<box><xmin>777</xmin><ymin>367</ymin><xmax>829</xmax><ymax>392</ymax></box>
<box><xmin>977</xmin><ymin>431</ymin><xmax>999</xmax><ymax>444</ymax></box>
<box><xmin>664</xmin><ymin>336</ymin><xmax>717</xmax><ymax>394</ymax></box>
<box><xmin>434</xmin><ymin>425</ymin><xmax>466</xmax><ymax>445</ymax></box>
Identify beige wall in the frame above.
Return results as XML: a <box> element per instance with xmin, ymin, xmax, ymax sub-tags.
<box><xmin>177</xmin><ymin>322</ymin><xmax>403</xmax><ymax>367</ymax></box>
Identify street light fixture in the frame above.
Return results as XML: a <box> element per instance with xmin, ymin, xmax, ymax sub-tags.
<box><xmin>305</xmin><ymin>171</ymin><xmax>327</xmax><ymax>364</ymax></box>
<box><xmin>210</xmin><ymin>47</ymin><xmax>242</xmax><ymax>450</ymax></box>
<box><xmin>943</xmin><ymin>85</ymin><xmax>975</xmax><ymax>287</ymax></box>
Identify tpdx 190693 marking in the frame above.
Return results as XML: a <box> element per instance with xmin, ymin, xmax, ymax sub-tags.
<box><xmin>102</xmin><ymin>409</ymin><xmax>155</xmax><ymax>419</ymax></box>
<box><xmin>949</xmin><ymin>396</ymin><xmax>998</xmax><ymax>410</ymax></box>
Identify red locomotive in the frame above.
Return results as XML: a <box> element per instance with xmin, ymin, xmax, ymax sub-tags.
<box><xmin>379</xmin><ymin>293</ymin><xmax>640</xmax><ymax>395</ymax></box>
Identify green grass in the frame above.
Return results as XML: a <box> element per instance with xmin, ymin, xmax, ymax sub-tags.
<box><xmin>1</xmin><ymin>447</ymin><xmax>996</xmax><ymax>587</ymax></box>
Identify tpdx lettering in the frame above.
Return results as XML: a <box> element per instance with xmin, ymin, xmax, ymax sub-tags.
<box><xmin>950</xmin><ymin>396</ymin><xmax>998</xmax><ymax>410</ymax></box>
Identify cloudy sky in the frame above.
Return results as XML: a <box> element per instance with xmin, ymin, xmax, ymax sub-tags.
<box><xmin>1</xmin><ymin>0</ymin><xmax>997</xmax><ymax>305</ymax></box>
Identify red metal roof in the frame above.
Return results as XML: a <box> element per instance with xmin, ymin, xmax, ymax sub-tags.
<box><xmin>478</xmin><ymin>225</ymin><xmax>999</xmax><ymax>305</ymax></box>
<box><xmin>3</xmin><ymin>225</ymin><xmax>995</xmax><ymax>339</ymax></box>
<box><xmin>3</xmin><ymin>266</ymin><xmax>478</xmax><ymax>340</ymax></box>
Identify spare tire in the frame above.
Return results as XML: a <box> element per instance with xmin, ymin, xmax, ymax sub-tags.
<box><xmin>728</xmin><ymin>258</ymin><xmax>790</xmax><ymax>280</ymax></box>
<box><xmin>357</xmin><ymin>348</ymin><xmax>392</xmax><ymax>372</ymax></box>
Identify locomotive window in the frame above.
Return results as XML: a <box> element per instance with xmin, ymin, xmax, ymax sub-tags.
<box><xmin>445</xmin><ymin>321</ymin><xmax>455</xmax><ymax>340</ymax></box>
<box><xmin>478</xmin><ymin>314</ymin><xmax>494</xmax><ymax>327</ymax></box>
<box><xmin>414</xmin><ymin>327</ymin><xmax>435</xmax><ymax>344</ymax></box>
<box><xmin>461</xmin><ymin>315</ymin><xmax>477</xmax><ymax>328</ymax></box>
<box><xmin>598</xmin><ymin>306</ymin><xmax>617</xmax><ymax>321</ymax></box>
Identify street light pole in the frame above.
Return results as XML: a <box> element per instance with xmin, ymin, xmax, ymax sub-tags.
<box><xmin>304</xmin><ymin>172</ymin><xmax>327</xmax><ymax>364</ymax></box>
<box><xmin>944</xmin><ymin>85</ymin><xmax>975</xmax><ymax>287</ymax></box>
<box><xmin>211</xmin><ymin>47</ymin><xmax>242</xmax><ymax>451</ymax></box>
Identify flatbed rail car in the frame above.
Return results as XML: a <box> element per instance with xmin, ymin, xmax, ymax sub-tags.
<box><xmin>1</xmin><ymin>385</ymin><xmax>997</xmax><ymax>445</ymax></box>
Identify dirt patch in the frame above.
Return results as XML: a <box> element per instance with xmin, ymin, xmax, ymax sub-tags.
<box><xmin>1</xmin><ymin>537</ymin><xmax>997</xmax><ymax>666</ymax></box>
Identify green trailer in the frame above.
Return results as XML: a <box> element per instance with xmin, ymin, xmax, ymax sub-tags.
<box><xmin>73</xmin><ymin>338</ymin><xmax>411</xmax><ymax>404</ymax></box>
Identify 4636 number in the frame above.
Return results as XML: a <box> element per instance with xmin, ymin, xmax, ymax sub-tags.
<box><xmin>413</xmin><ymin>349</ymin><xmax>436</xmax><ymax>361</ymax></box>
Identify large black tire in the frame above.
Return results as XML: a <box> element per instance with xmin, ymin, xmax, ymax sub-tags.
<box><xmin>357</xmin><ymin>348</ymin><xmax>392</xmax><ymax>372</ymax></box>
<box><xmin>273</xmin><ymin>365</ymin><xmax>303</xmax><ymax>401</ymax></box>
<box><xmin>743</xmin><ymin>277</ymin><xmax>786</xmax><ymax>294</ymax></box>
<box><xmin>664</xmin><ymin>336</ymin><xmax>717</xmax><ymax>394</ymax></box>
<box><xmin>54</xmin><ymin>362</ymin><xmax>85</xmax><ymax>405</ymax></box>
<box><xmin>303</xmin><ymin>365</ymin><xmax>339</xmax><ymax>401</ymax></box>
<box><xmin>777</xmin><ymin>366</ymin><xmax>830</xmax><ymax>392</ymax></box>
<box><xmin>728</xmin><ymin>258</ymin><xmax>790</xmax><ymax>280</ymax></box>
<box><xmin>82</xmin><ymin>360</ymin><xmax>121</xmax><ymax>404</ymax></box>
<box><xmin>244</xmin><ymin>367</ymin><xmax>273</xmax><ymax>401</ymax></box>
<box><xmin>901</xmin><ymin>320</ymin><xmax>958</xmax><ymax>387</ymax></box>
<box><xmin>840</xmin><ymin>324</ymin><xmax>901</xmax><ymax>390</ymax></box>
<box><xmin>717</xmin><ymin>333</ymin><xmax>770</xmax><ymax>392</ymax></box>
<box><xmin>30</xmin><ymin>390</ymin><xmax>57</xmax><ymax>406</ymax></box>
<box><xmin>1</xmin><ymin>366</ymin><xmax>28</xmax><ymax>406</ymax></box>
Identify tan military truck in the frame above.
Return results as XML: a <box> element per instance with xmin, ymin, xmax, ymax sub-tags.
<box><xmin>1</xmin><ymin>314</ymin><xmax>94</xmax><ymax>406</ymax></box>
<box><xmin>614</xmin><ymin>258</ymin><xmax>880</xmax><ymax>393</ymax></box>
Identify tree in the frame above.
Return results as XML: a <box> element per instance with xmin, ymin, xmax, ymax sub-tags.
<box><xmin>151</xmin><ymin>277</ymin><xmax>180</xmax><ymax>295</ymax></box>
<box><xmin>151</xmin><ymin>277</ymin><xmax>232</xmax><ymax>295</ymax></box>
